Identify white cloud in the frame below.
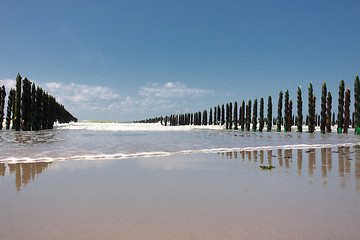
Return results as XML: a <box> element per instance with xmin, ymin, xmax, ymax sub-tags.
<box><xmin>0</xmin><ymin>79</ymin><xmax>15</xmax><ymax>91</ymax></box>
<box><xmin>0</xmin><ymin>79</ymin><xmax>120</xmax><ymax>105</ymax></box>
<box><xmin>44</xmin><ymin>82</ymin><xmax>120</xmax><ymax>103</ymax></box>
<box><xmin>42</xmin><ymin>81</ymin><xmax>187</xmax><ymax>117</ymax></box>
<box><xmin>0</xmin><ymin>78</ymin><xmax>214</xmax><ymax>120</ymax></box>
<box><xmin>139</xmin><ymin>81</ymin><xmax>213</xmax><ymax>98</ymax></box>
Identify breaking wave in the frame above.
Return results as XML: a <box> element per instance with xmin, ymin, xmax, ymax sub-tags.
<box><xmin>1</xmin><ymin>142</ymin><xmax>359</xmax><ymax>163</ymax></box>
<box><xmin>54</xmin><ymin>121</ymin><xmax>223</xmax><ymax>131</ymax></box>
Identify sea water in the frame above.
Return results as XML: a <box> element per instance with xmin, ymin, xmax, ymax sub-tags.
<box><xmin>1</xmin><ymin>121</ymin><xmax>360</xmax><ymax>163</ymax></box>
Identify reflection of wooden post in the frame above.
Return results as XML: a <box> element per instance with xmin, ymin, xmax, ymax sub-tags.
<box><xmin>21</xmin><ymin>163</ymin><xmax>31</xmax><ymax>186</ymax></box>
<box><xmin>278</xmin><ymin>149</ymin><xmax>283</xmax><ymax>166</ymax></box>
<box><xmin>268</xmin><ymin>150</ymin><xmax>272</xmax><ymax>165</ymax></box>
<box><xmin>8</xmin><ymin>163</ymin><xmax>16</xmax><ymax>174</ymax></box>
<box><xmin>285</xmin><ymin>149</ymin><xmax>292</xmax><ymax>168</ymax></box>
<box><xmin>15</xmin><ymin>163</ymin><xmax>21</xmax><ymax>192</ymax></box>
<box><xmin>31</xmin><ymin>162</ymin><xmax>36</xmax><ymax>180</ymax></box>
<box><xmin>0</xmin><ymin>163</ymin><xmax>5</xmax><ymax>177</ymax></box>
<box><xmin>260</xmin><ymin>150</ymin><xmax>264</xmax><ymax>165</ymax></box>
<box><xmin>321</xmin><ymin>148</ymin><xmax>327</xmax><ymax>178</ymax></box>
<box><xmin>36</xmin><ymin>162</ymin><xmax>43</xmax><ymax>175</ymax></box>
<box><xmin>297</xmin><ymin>149</ymin><xmax>303</xmax><ymax>174</ymax></box>
<box><xmin>253</xmin><ymin>151</ymin><xmax>258</xmax><ymax>164</ymax></box>
<box><xmin>338</xmin><ymin>147</ymin><xmax>345</xmax><ymax>178</ymax></box>
<box><xmin>246</xmin><ymin>151</ymin><xmax>252</xmax><ymax>162</ymax></box>
<box><xmin>241</xmin><ymin>151</ymin><xmax>245</xmax><ymax>162</ymax></box>
<box><xmin>6</xmin><ymin>162</ymin><xmax>53</xmax><ymax>191</ymax></box>
<box><xmin>355</xmin><ymin>146</ymin><xmax>360</xmax><ymax>178</ymax></box>
<box><xmin>344</xmin><ymin>147</ymin><xmax>351</xmax><ymax>175</ymax></box>
<box><xmin>234</xmin><ymin>151</ymin><xmax>238</xmax><ymax>160</ymax></box>
<box><xmin>308</xmin><ymin>149</ymin><xmax>316</xmax><ymax>176</ymax></box>
<box><xmin>326</xmin><ymin>148</ymin><xmax>332</xmax><ymax>171</ymax></box>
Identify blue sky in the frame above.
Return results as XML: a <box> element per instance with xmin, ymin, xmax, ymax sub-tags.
<box><xmin>1</xmin><ymin>0</ymin><xmax>359</xmax><ymax>121</ymax></box>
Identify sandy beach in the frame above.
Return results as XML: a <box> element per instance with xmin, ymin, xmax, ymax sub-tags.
<box><xmin>1</xmin><ymin>147</ymin><xmax>359</xmax><ymax>240</ymax></box>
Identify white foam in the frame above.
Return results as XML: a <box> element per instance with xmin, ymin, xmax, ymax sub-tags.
<box><xmin>54</xmin><ymin>121</ymin><xmax>224</xmax><ymax>131</ymax></box>
<box><xmin>54</xmin><ymin>121</ymin><xmax>356</xmax><ymax>133</ymax></box>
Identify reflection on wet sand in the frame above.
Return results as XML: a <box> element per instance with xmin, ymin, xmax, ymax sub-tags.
<box><xmin>267</xmin><ymin>150</ymin><xmax>273</xmax><ymax>165</ymax></box>
<box><xmin>356</xmin><ymin>146</ymin><xmax>360</xmax><ymax>178</ymax></box>
<box><xmin>326</xmin><ymin>147</ymin><xmax>332</xmax><ymax>171</ymax></box>
<box><xmin>1</xmin><ymin>146</ymin><xmax>360</xmax><ymax>191</ymax></box>
<box><xmin>355</xmin><ymin>146</ymin><xmax>360</xmax><ymax>191</ymax></box>
<box><xmin>339</xmin><ymin>147</ymin><xmax>345</xmax><ymax>178</ymax></box>
<box><xmin>220</xmin><ymin>146</ymin><xmax>360</xmax><ymax>188</ymax></box>
<box><xmin>0</xmin><ymin>163</ymin><xmax>5</xmax><ymax>176</ymax></box>
<box><xmin>297</xmin><ymin>149</ymin><xmax>302</xmax><ymax>174</ymax></box>
<box><xmin>246</xmin><ymin>151</ymin><xmax>251</xmax><ymax>162</ymax></box>
<box><xmin>321</xmin><ymin>148</ymin><xmax>327</xmax><ymax>178</ymax></box>
<box><xmin>278</xmin><ymin>149</ymin><xmax>283</xmax><ymax>167</ymax></box>
<box><xmin>344</xmin><ymin>147</ymin><xmax>351</xmax><ymax>175</ymax></box>
<box><xmin>284</xmin><ymin>149</ymin><xmax>292</xmax><ymax>168</ymax></box>
<box><xmin>308</xmin><ymin>149</ymin><xmax>316</xmax><ymax>176</ymax></box>
<box><xmin>1</xmin><ymin>162</ymin><xmax>52</xmax><ymax>191</ymax></box>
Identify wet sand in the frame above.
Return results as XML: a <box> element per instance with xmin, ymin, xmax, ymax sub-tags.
<box><xmin>1</xmin><ymin>146</ymin><xmax>360</xmax><ymax>239</ymax></box>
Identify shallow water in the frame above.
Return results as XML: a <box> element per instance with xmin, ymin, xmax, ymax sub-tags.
<box><xmin>1</xmin><ymin>122</ymin><xmax>359</xmax><ymax>162</ymax></box>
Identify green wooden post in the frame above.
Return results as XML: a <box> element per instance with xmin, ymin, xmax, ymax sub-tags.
<box><xmin>308</xmin><ymin>83</ymin><xmax>315</xmax><ymax>133</ymax></box>
<box><xmin>14</xmin><ymin>73</ymin><xmax>22</xmax><ymax>131</ymax></box>
<box><xmin>320</xmin><ymin>82</ymin><xmax>327</xmax><ymax>133</ymax></box>
<box><xmin>277</xmin><ymin>91</ymin><xmax>283</xmax><ymax>132</ymax></box>
<box><xmin>267</xmin><ymin>95</ymin><xmax>272</xmax><ymax>131</ymax></box>
<box><xmin>252</xmin><ymin>98</ymin><xmax>257</xmax><ymax>131</ymax></box>
<box><xmin>354</xmin><ymin>75</ymin><xmax>360</xmax><ymax>134</ymax></box>
<box><xmin>259</xmin><ymin>97</ymin><xmax>264</xmax><ymax>132</ymax></box>
<box><xmin>338</xmin><ymin>79</ymin><xmax>345</xmax><ymax>133</ymax></box>
<box><xmin>344</xmin><ymin>88</ymin><xmax>351</xmax><ymax>133</ymax></box>
<box><xmin>297</xmin><ymin>87</ymin><xmax>303</xmax><ymax>132</ymax></box>
<box><xmin>326</xmin><ymin>91</ymin><xmax>332</xmax><ymax>133</ymax></box>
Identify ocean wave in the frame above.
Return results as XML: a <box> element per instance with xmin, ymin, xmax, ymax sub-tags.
<box><xmin>54</xmin><ymin>121</ymin><xmax>224</xmax><ymax>131</ymax></box>
<box><xmin>54</xmin><ymin>121</ymin><xmax>357</xmax><ymax>133</ymax></box>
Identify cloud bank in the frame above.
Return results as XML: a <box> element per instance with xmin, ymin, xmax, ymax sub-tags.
<box><xmin>0</xmin><ymin>79</ymin><xmax>213</xmax><ymax>121</ymax></box>
<box><xmin>139</xmin><ymin>82</ymin><xmax>212</xmax><ymax>98</ymax></box>
<box><xmin>0</xmin><ymin>79</ymin><xmax>15</xmax><ymax>90</ymax></box>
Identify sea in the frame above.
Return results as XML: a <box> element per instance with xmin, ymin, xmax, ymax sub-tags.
<box><xmin>1</xmin><ymin>121</ymin><xmax>360</xmax><ymax>163</ymax></box>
